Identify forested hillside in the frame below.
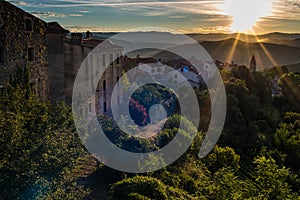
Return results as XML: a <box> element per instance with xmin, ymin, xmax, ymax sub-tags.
<box><xmin>0</xmin><ymin>66</ymin><xmax>299</xmax><ymax>199</ymax></box>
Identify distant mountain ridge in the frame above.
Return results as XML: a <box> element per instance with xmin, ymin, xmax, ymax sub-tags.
<box><xmin>187</xmin><ymin>32</ymin><xmax>300</xmax><ymax>43</ymax></box>
<box><xmin>90</xmin><ymin>32</ymin><xmax>300</xmax><ymax>69</ymax></box>
<box><xmin>92</xmin><ymin>32</ymin><xmax>300</xmax><ymax>42</ymax></box>
<box><xmin>200</xmin><ymin>39</ymin><xmax>300</xmax><ymax>69</ymax></box>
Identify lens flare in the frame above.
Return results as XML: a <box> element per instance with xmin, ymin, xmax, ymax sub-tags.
<box><xmin>221</xmin><ymin>0</ymin><xmax>273</xmax><ymax>32</ymax></box>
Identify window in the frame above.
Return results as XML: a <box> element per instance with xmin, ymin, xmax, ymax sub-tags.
<box><xmin>103</xmin><ymin>101</ymin><xmax>107</xmax><ymax>113</ymax></box>
<box><xmin>25</xmin><ymin>19</ymin><xmax>33</xmax><ymax>32</ymax></box>
<box><xmin>117</xmin><ymin>76</ymin><xmax>119</xmax><ymax>85</ymax></box>
<box><xmin>79</xmin><ymin>108</ymin><xmax>84</xmax><ymax>115</ymax></box>
<box><xmin>175</xmin><ymin>75</ymin><xmax>178</xmax><ymax>78</ymax></box>
<box><xmin>88</xmin><ymin>103</ymin><xmax>92</xmax><ymax>113</ymax></box>
<box><xmin>0</xmin><ymin>46</ymin><xmax>4</xmax><ymax>63</ymax></box>
<box><xmin>28</xmin><ymin>48</ymin><xmax>34</xmax><ymax>61</ymax></box>
<box><xmin>102</xmin><ymin>54</ymin><xmax>106</xmax><ymax>66</ymax></box>
<box><xmin>110</xmin><ymin>53</ymin><xmax>113</xmax><ymax>65</ymax></box>
<box><xmin>103</xmin><ymin>80</ymin><xmax>106</xmax><ymax>91</ymax></box>
<box><xmin>116</xmin><ymin>53</ymin><xmax>120</xmax><ymax>64</ymax></box>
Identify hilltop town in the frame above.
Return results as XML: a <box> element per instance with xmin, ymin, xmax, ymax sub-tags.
<box><xmin>1</xmin><ymin>0</ymin><xmax>300</xmax><ymax>199</ymax></box>
<box><xmin>0</xmin><ymin>0</ymin><xmax>266</xmax><ymax>117</ymax></box>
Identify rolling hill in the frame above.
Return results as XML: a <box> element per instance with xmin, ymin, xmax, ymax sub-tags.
<box><xmin>93</xmin><ymin>32</ymin><xmax>300</xmax><ymax>70</ymax></box>
<box><xmin>200</xmin><ymin>39</ymin><xmax>300</xmax><ymax>69</ymax></box>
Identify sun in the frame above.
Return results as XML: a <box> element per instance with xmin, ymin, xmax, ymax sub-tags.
<box><xmin>221</xmin><ymin>0</ymin><xmax>273</xmax><ymax>33</ymax></box>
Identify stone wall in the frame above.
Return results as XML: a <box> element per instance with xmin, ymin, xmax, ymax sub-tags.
<box><xmin>0</xmin><ymin>1</ymin><xmax>48</xmax><ymax>100</ymax></box>
<box><xmin>46</xmin><ymin>22</ymin><xmax>70</xmax><ymax>104</ymax></box>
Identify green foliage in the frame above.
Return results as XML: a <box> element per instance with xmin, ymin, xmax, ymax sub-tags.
<box><xmin>272</xmin><ymin>94</ymin><xmax>288</xmax><ymax>108</ymax></box>
<box><xmin>273</xmin><ymin>120</ymin><xmax>300</xmax><ymax>170</ymax></box>
<box><xmin>279</xmin><ymin>72</ymin><xmax>300</xmax><ymax>112</ymax></box>
<box><xmin>209</xmin><ymin>168</ymin><xmax>252</xmax><ymax>200</ymax></box>
<box><xmin>253</xmin><ymin>156</ymin><xmax>298</xmax><ymax>199</ymax></box>
<box><xmin>252</xmin><ymin>72</ymin><xmax>272</xmax><ymax>104</ymax></box>
<box><xmin>98</xmin><ymin>115</ymin><xmax>158</xmax><ymax>153</ymax></box>
<box><xmin>2</xmin><ymin>66</ymin><xmax>300</xmax><ymax>199</ymax></box>
<box><xmin>110</xmin><ymin>176</ymin><xmax>168</xmax><ymax>200</ymax></box>
<box><xmin>195</xmin><ymin>90</ymin><xmax>211</xmax><ymax>131</ymax></box>
<box><xmin>110</xmin><ymin>175</ymin><xmax>197</xmax><ymax>200</ymax></box>
<box><xmin>284</xmin><ymin>112</ymin><xmax>300</xmax><ymax>123</ymax></box>
<box><xmin>107</xmin><ymin>68</ymin><xmax>300</xmax><ymax>200</ymax></box>
<box><xmin>127</xmin><ymin>193</ymin><xmax>151</xmax><ymax>200</ymax></box>
<box><xmin>0</xmin><ymin>68</ymin><xmax>89</xmax><ymax>199</ymax></box>
<box><xmin>204</xmin><ymin>145</ymin><xmax>240</xmax><ymax>172</ymax></box>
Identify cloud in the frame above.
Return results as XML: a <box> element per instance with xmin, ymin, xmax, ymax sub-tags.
<box><xmin>68</xmin><ymin>14</ymin><xmax>83</xmax><ymax>17</ymax></box>
<box><xmin>109</xmin><ymin>1</ymin><xmax>225</xmax><ymax>19</ymax></box>
<box><xmin>9</xmin><ymin>0</ymin><xmax>300</xmax><ymax>21</ymax></box>
<box><xmin>11</xmin><ymin>0</ymin><xmax>224</xmax><ymax>15</ymax></box>
<box><xmin>29</xmin><ymin>0</ymin><xmax>225</xmax><ymax>8</ymax></box>
<box><xmin>31</xmin><ymin>11</ymin><xmax>66</xmax><ymax>18</ymax></box>
<box><xmin>9</xmin><ymin>1</ymin><xmax>27</xmax><ymax>6</ymax></box>
<box><xmin>8</xmin><ymin>0</ymin><xmax>300</xmax><ymax>34</ymax></box>
<box><xmin>30</xmin><ymin>11</ymin><xmax>83</xmax><ymax>18</ymax></box>
<box><xmin>65</xmin><ymin>25</ymin><xmax>126</xmax><ymax>32</ymax></box>
<box><xmin>193</xmin><ymin>26</ymin><xmax>230</xmax><ymax>33</ymax></box>
<box><xmin>9</xmin><ymin>0</ymin><xmax>227</xmax><ymax>21</ymax></box>
<box><xmin>168</xmin><ymin>15</ymin><xmax>187</xmax><ymax>19</ymax></box>
<box><xmin>271</xmin><ymin>0</ymin><xmax>300</xmax><ymax>20</ymax></box>
<box><xmin>10</xmin><ymin>0</ymin><xmax>219</xmax><ymax>8</ymax></box>
<box><xmin>77</xmin><ymin>10</ymin><xmax>91</xmax><ymax>13</ymax></box>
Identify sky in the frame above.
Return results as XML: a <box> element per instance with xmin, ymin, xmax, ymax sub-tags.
<box><xmin>8</xmin><ymin>0</ymin><xmax>300</xmax><ymax>34</ymax></box>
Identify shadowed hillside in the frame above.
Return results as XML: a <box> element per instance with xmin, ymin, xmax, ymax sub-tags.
<box><xmin>200</xmin><ymin>39</ymin><xmax>300</xmax><ymax>69</ymax></box>
<box><xmin>93</xmin><ymin>32</ymin><xmax>300</xmax><ymax>70</ymax></box>
<box><xmin>187</xmin><ymin>32</ymin><xmax>300</xmax><ymax>44</ymax></box>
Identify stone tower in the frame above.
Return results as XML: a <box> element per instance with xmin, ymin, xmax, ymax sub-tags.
<box><xmin>250</xmin><ymin>54</ymin><xmax>257</xmax><ymax>72</ymax></box>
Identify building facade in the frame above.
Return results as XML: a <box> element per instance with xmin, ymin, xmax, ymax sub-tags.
<box><xmin>0</xmin><ymin>0</ymin><xmax>48</xmax><ymax>99</ymax></box>
<box><xmin>64</xmin><ymin>34</ymin><xmax>124</xmax><ymax>116</ymax></box>
<box><xmin>46</xmin><ymin>22</ymin><xmax>69</xmax><ymax>103</ymax></box>
<box><xmin>0</xmin><ymin>1</ymin><xmax>124</xmax><ymax>117</ymax></box>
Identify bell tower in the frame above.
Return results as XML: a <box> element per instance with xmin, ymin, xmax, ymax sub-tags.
<box><xmin>250</xmin><ymin>54</ymin><xmax>257</xmax><ymax>72</ymax></box>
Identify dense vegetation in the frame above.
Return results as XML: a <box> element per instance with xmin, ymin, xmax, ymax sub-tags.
<box><xmin>108</xmin><ymin>65</ymin><xmax>300</xmax><ymax>200</ymax></box>
<box><xmin>1</xmin><ymin>65</ymin><xmax>300</xmax><ymax>199</ymax></box>
<box><xmin>0</xmin><ymin>68</ymin><xmax>91</xmax><ymax>199</ymax></box>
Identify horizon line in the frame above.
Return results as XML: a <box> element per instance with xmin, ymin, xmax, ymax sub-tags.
<box><xmin>66</xmin><ymin>30</ymin><xmax>300</xmax><ymax>35</ymax></box>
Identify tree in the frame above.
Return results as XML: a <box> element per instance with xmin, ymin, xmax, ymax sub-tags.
<box><xmin>110</xmin><ymin>176</ymin><xmax>168</xmax><ymax>200</ymax></box>
<box><xmin>252</xmin><ymin>72</ymin><xmax>272</xmax><ymax>104</ymax></box>
<box><xmin>209</xmin><ymin>168</ymin><xmax>253</xmax><ymax>200</ymax></box>
<box><xmin>110</xmin><ymin>176</ymin><xmax>195</xmax><ymax>200</ymax></box>
<box><xmin>0</xmin><ymin>68</ymin><xmax>89</xmax><ymax>199</ymax></box>
<box><xmin>203</xmin><ymin>145</ymin><xmax>240</xmax><ymax>172</ymax></box>
<box><xmin>279</xmin><ymin>72</ymin><xmax>300</xmax><ymax>112</ymax></box>
<box><xmin>273</xmin><ymin>119</ymin><xmax>300</xmax><ymax>171</ymax></box>
<box><xmin>253</xmin><ymin>156</ymin><xmax>298</xmax><ymax>199</ymax></box>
